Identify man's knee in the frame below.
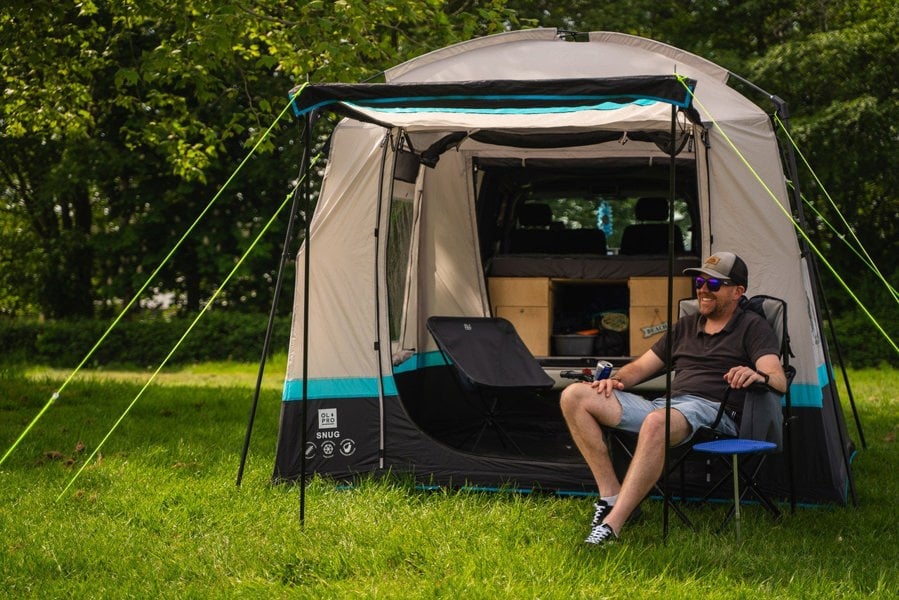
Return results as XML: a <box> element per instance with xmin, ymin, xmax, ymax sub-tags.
<box><xmin>639</xmin><ymin>410</ymin><xmax>667</xmax><ymax>438</ymax></box>
<box><xmin>640</xmin><ymin>409</ymin><xmax>689</xmax><ymax>445</ymax></box>
<box><xmin>559</xmin><ymin>384</ymin><xmax>586</xmax><ymax>416</ymax></box>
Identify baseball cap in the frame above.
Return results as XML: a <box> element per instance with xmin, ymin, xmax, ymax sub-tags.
<box><xmin>683</xmin><ymin>251</ymin><xmax>748</xmax><ymax>287</ymax></box>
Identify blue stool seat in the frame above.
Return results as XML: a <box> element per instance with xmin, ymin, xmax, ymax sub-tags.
<box><xmin>691</xmin><ymin>438</ymin><xmax>779</xmax><ymax>540</ymax></box>
<box><xmin>693</xmin><ymin>439</ymin><xmax>777</xmax><ymax>455</ymax></box>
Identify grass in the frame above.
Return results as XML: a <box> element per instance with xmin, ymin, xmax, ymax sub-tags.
<box><xmin>0</xmin><ymin>362</ymin><xmax>896</xmax><ymax>598</ymax></box>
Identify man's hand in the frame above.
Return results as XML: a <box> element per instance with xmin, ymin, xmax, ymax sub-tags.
<box><xmin>590</xmin><ymin>377</ymin><xmax>624</xmax><ymax>397</ymax></box>
<box><xmin>724</xmin><ymin>365</ymin><xmax>767</xmax><ymax>389</ymax></box>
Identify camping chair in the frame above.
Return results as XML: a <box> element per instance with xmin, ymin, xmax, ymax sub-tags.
<box><xmin>680</xmin><ymin>296</ymin><xmax>796</xmax><ymax>537</ymax></box>
<box><xmin>426</xmin><ymin>316</ymin><xmax>555</xmax><ymax>455</ymax></box>
<box><xmin>608</xmin><ymin>294</ymin><xmax>796</xmax><ymax>530</ymax></box>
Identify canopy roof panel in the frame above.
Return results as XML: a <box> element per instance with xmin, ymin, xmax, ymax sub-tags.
<box><xmin>289</xmin><ymin>75</ymin><xmax>698</xmax><ymax>131</ymax></box>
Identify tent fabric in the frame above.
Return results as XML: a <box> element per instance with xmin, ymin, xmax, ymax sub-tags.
<box><xmin>274</xmin><ymin>29</ymin><xmax>855</xmax><ymax>504</ymax></box>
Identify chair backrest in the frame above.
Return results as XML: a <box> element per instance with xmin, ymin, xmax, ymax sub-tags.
<box><xmin>426</xmin><ymin>316</ymin><xmax>554</xmax><ymax>390</ymax></box>
<box><xmin>740</xmin><ymin>388</ymin><xmax>784</xmax><ymax>448</ymax></box>
<box><xmin>619</xmin><ymin>197</ymin><xmax>685</xmax><ymax>255</ymax></box>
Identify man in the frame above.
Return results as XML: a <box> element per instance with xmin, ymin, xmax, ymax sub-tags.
<box><xmin>560</xmin><ymin>251</ymin><xmax>787</xmax><ymax>546</ymax></box>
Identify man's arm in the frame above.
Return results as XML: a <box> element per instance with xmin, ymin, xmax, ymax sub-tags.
<box><xmin>591</xmin><ymin>349</ymin><xmax>665</xmax><ymax>397</ymax></box>
<box><xmin>723</xmin><ymin>353</ymin><xmax>787</xmax><ymax>394</ymax></box>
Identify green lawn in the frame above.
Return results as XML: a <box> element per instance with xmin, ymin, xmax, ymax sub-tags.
<box><xmin>1</xmin><ymin>364</ymin><xmax>896</xmax><ymax>598</ymax></box>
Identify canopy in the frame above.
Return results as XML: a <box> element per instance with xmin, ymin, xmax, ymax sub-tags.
<box><xmin>288</xmin><ymin>76</ymin><xmax>699</xmax><ymax>130</ymax></box>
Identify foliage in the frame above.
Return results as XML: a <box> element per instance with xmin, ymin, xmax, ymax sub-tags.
<box><xmin>0</xmin><ymin>0</ymin><xmax>518</xmax><ymax>318</ymax></box>
<box><xmin>1</xmin><ymin>1</ymin><xmax>895</xmax><ymax>359</ymax></box>
<box><xmin>0</xmin><ymin>365</ymin><xmax>896</xmax><ymax>597</ymax></box>
<box><xmin>0</xmin><ymin>313</ymin><xmax>291</xmax><ymax>367</ymax></box>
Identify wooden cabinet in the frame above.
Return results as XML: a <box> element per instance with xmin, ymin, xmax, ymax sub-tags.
<box><xmin>487</xmin><ymin>277</ymin><xmax>552</xmax><ymax>356</ymax></box>
<box><xmin>628</xmin><ymin>276</ymin><xmax>693</xmax><ymax>356</ymax></box>
<box><xmin>488</xmin><ymin>275</ymin><xmax>693</xmax><ymax>358</ymax></box>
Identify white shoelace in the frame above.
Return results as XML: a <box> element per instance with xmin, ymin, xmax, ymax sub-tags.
<box><xmin>585</xmin><ymin>523</ymin><xmax>618</xmax><ymax>545</ymax></box>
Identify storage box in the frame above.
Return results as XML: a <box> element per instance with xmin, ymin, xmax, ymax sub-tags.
<box><xmin>628</xmin><ymin>276</ymin><xmax>693</xmax><ymax>356</ymax></box>
<box><xmin>495</xmin><ymin>305</ymin><xmax>551</xmax><ymax>355</ymax></box>
<box><xmin>553</xmin><ymin>334</ymin><xmax>597</xmax><ymax>356</ymax></box>
<box><xmin>488</xmin><ymin>277</ymin><xmax>551</xmax><ymax>307</ymax></box>
<box><xmin>488</xmin><ymin>277</ymin><xmax>553</xmax><ymax>356</ymax></box>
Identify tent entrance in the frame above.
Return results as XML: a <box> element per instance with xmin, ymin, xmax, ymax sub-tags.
<box><xmin>474</xmin><ymin>158</ymin><xmax>701</xmax><ymax>362</ymax></box>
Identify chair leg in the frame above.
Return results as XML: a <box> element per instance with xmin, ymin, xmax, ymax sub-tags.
<box><xmin>737</xmin><ymin>458</ymin><xmax>781</xmax><ymax>519</ymax></box>
<box><xmin>731</xmin><ymin>454</ymin><xmax>741</xmax><ymax>541</ymax></box>
<box><xmin>610</xmin><ymin>433</ymin><xmax>695</xmax><ymax>530</ymax></box>
<box><xmin>716</xmin><ymin>454</ymin><xmax>781</xmax><ymax>533</ymax></box>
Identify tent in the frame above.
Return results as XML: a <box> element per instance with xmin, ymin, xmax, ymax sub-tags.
<box><xmin>271</xmin><ymin>29</ymin><xmax>856</xmax><ymax>504</ymax></box>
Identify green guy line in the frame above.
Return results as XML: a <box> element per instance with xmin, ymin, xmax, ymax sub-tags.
<box><xmin>678</xmin><ymin>78</ymin><xmax>897</xmax><ymax>355</ymax></box>
<box><xmin>0</xmin><ymin>83</ymin><xmax>309</xmax><ymax>469</ymax></box>
<box><xmin>57</xmin><ymin>156</ymin><xmax>319</xmax><ymax>501</ymax></box>
<box><xmin>774</xmin><ymin>114</ymin><xmax>897</xmax><ymax>304</ymax></box>
<box><xmin>792</xmin><ymin>183</ymin><xmax>898</xmax><ymax>299</ymax></box>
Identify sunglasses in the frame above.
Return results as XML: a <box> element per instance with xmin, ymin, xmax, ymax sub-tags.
<box><xmin>694</xmin><ymin>276</ymin><xmax>733</xmax><ymax>292</ymax></box>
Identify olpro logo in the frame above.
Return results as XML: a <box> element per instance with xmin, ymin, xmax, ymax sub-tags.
<box><xmin>318</xmin><ymin>408</ymin><xmax>337</xmax><ymax>429</ymax></box>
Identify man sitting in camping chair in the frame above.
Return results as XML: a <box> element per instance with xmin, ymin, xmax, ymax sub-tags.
<box><xmin>560</xmin><ymin>252</ymin><xmax>788</xmax><ymax>546</ymax></box>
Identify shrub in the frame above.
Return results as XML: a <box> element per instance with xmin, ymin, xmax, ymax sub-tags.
<box><xmin>0</xmin><ymin>313</ymin><xmax>292</xmax><ymax>368</ymax></box>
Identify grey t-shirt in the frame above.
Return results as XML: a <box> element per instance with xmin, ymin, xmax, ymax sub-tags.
<box><xmin>650</xmin><ymin>307</ymin><xmax>779</xmax><ymax>410</ymax></box>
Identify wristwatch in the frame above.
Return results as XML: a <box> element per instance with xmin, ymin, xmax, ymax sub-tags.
<box><xmin>757</xmin><ymin>371</ymin><xmax>770</xmax><ymax>385</ymax></box>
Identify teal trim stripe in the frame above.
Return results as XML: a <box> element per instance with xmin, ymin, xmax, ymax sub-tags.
<box><xmin>788</xmin><ymin>362</ymin><xmax>831</xmax><ymax>409</ymax></box>
<box><xmin>282</xmin><ymin>376</ymin><xmax>398</xmax><ymax>402</ymax></box>
<box><xmin>351</xmin><ymin>98</ymin><xmax>658</xmax><ymax>115</ymax></box>
<box><xmin>292</xmin><ymin>95</ymin><xmax>681</xmax><ymax>118</ymax></box>
<box><xmin>282</xmin><ymin>351</ymin><xmax>446</xmax><ymax>401</ymax></box>
<box><xmin>392</xmin><ymin>350</ymin><xmax>448</xmax><ymax>374</ymax></box>
<box><xmin>790</xmin><ymin>383</ymin><xmax>824</xmax><ymax>409</ymax></box>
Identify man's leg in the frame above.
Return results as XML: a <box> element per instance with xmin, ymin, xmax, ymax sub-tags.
<box><xmin>601</xmin><ymin>407</ymin><xmax>691</xmax><ymax>535</ymax></box>
<box><xmin>559</xmin><ymin>382</ymin><xmax>624</xmax><ymax>496</ymax></box>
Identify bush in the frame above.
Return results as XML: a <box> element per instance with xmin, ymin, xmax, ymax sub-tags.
<box><xmin>0</xmin><ymin>313</ymin><xmax>292</xmax><ymax>368</ymax></box>
<box><xmin>827</xmin><ymin>310</ymin><xmax>899</xmax><ymax>368</ymax></box>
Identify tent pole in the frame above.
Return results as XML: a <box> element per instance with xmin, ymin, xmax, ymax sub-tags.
<box><xmin>816</xmin><ymin>280</ymin><xmax>866</xmax><ymax>449</ymax></box>
<box><xmin>661</xmin><ymin>104</ymin><xmax>678</xmax><ymax>542</ymax></box>
<box><xmin>298</xmin><ymin>111</ymin><xmax>314</xmax><ymax>524</ymax></box>
<box><xmin>773</xmin><ymin>97</ymin><xmax>860</xmax><ymax>505</ymax></box>
<box><xmin>235</xmin><ymin>116</ymin><xmax>312</xmax><ymax>488</ymax></box>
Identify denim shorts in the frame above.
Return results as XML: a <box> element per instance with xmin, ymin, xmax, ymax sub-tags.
<box><xmin>613</xmin><ymin>391</ymin><xmax>737</xmax><ymax>440</ymax></box>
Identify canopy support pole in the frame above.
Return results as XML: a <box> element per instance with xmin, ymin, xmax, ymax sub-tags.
<box><xmin>662</xmin><ymin>104</ymin><xmax>682</xmax><ymax>541</ymax></box>
<box><xmin>236</xmin><ymin>115</ymin><xmax>314</xmax><ymax>488</ymax></box>
<box><xmin>298</xmin><ymin>110</ymin><xmax>314</xmax><ymax>523</ymax></box>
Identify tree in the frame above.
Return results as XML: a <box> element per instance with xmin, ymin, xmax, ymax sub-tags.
<box><xmin>748</xmin><ymin>1</ymin><xmax>899</xmax><ymax>319</ymax></box>
<box><xmin>0</xmin><ymin>0</ymin><xmax>518</xmax><ymax>317</ymax></box>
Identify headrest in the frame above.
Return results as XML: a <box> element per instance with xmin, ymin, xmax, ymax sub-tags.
<box><xmin>518</xmin><ymin>203</ymin><xmax>553</xmax><ymax>227</ymax></box>
<box><xmin>634</xmin><ymin>197</ymin><xmax>669</xmax><ymax>221</ymax></box>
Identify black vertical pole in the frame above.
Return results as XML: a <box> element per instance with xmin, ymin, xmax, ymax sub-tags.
<box><xmin>662</xmin><ymin>104</ymin><xmax>678</xmax><ymax>541</ymax></box>
<box><xmin>236</xmin><ymin>116</ymin><xmax>311</xmax><ymax>488</ymax></box>
<box><xmin>299</xmin><ymin>110</ymin><xmax>314</xmax><ymax>524</ymax></box>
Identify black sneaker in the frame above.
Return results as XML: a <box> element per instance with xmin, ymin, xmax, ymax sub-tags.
<box><xmin>590</xmin><ymin>500</ymin><xmax>610</xmax><ymax>528</ymax></box>
<box><xmin>585</xmin><ymin>522</ymin><xmax>618</xmax><ymax>546</ymax></box>
<box><xmin>591</xmin><ymin>501</ymin><xmax>642</xmax><ymax>528</ymax></box>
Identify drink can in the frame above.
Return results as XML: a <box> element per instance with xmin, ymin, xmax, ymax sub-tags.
<box><xmin>594</xmin><ymin>360</ymin><xmax>613</xmax><ymax>381</ymax></box>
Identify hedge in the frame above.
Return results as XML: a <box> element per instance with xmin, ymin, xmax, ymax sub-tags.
<box><xmin>0</xmin><ymin>313</ymin><xmax>292</xmax><ymax>368</ymax></box>
<box><xmin>1</xmin><ymin>311</ymin><xmax>894</xmax><ymax>368</ymax></box>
